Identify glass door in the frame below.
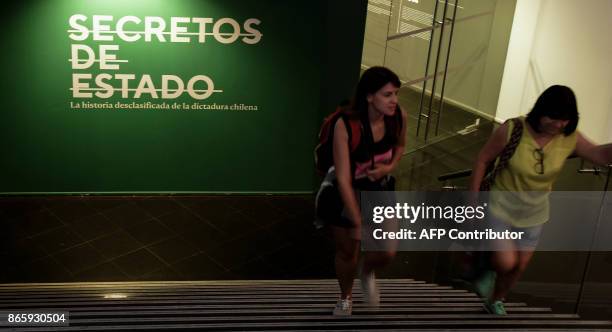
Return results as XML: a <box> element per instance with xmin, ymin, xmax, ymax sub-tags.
<box><xmin>361</xmin><ymin>0</ymin><xmax>515</xmax><ymax>151</ymax></box>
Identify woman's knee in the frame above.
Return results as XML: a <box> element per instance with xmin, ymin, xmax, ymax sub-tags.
<box><xmin>516</xmin><ymin>251</ymin><xmax>535</xmax><ymax>273</ymax></box>
<box><xmin>336</xmin><ymin>241</ymin><xmax>359</xmax><ymax>263</ymax></box>
<box><xmin>493</xmin><ymin>251</ymin><xmax>518</xmax><ymax>274</ymax></box>
<box><xmin>337</xmin><ymin>248</ymin><xmax>359</xmax><ymax>265</ymax></box>
<box><xmin>515</xmin><ymin>262</ymin><xmax>529</xmax><ymax>275</ymax></box>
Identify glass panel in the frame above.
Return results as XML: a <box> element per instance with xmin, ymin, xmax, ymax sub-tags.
<box><xmin>361</xmin><ymin>0</ymin><xmax>515</xmax><ymax>151</ymax></box>
<box><xmin>385</xmin><ymin>0</ymin><xmax>443</xmax><ymax>149</ymax></box>
<box><xmin>361</xmin><ymin>0</ymin><xmax>393</xmax><ymax>68</ymax></box>
<box><xmin>439</xmin><ymin>0</ymin><xmax>503</xmax><ymax>128</ymax></box>
<box><xmin>577</xmin><ymin>167</ymin><xmax>612</xmax><ymax>318</ymax></box>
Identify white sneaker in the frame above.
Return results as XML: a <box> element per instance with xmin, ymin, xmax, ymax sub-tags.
<box><xmin>333</xmin><ymin>298</ymin><xmax>353</xmax><ymax>316</ymax></box>
<box><xmin>360</xmin><ymin>270</ymin><xmax>380</xmax><ymax>307</ymax></box>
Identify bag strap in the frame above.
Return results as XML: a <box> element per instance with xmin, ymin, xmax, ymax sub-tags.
<box><xmin>338</xmin><ymin>115</ymin><xmax>362</xmax><ymax>181</ymax></box>
<box><xmin>482</xmin><ymin>118</ymin><xmax>523</xmax><ymax>189</ymax></box>
<box><xmin>340</xmin><ymin>115</ymin><xmax>361</xmax><ymax>152</ymax></box>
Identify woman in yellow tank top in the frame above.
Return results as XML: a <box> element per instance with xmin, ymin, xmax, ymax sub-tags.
<box><xmin>469</xmin><ymin>85</ymin><xmax>612</xmax><ymax>315</ymax></box>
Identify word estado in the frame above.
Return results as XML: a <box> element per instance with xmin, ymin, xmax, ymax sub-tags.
<box><xmin>68</xmin><ymin>14</ymin><xmax>262</xmax><ymax>100</ymax></box>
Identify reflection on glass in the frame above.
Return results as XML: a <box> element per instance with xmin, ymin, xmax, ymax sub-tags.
<box><xmin>361</xmin><ymin>0</ymin><xmax>515</xmax><ymax>151</ymax></box>
<box><xmin>362</xmin><ymin>0</ymin><xmax>393</xmax><ymax>67</ymax></box>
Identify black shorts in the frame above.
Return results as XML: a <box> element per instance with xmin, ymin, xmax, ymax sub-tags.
<box><xmin>327</xmin><ymin>176</ymin><xmax>396</xmax><ymax>229</ymax></box>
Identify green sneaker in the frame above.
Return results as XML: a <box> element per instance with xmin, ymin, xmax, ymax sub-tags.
<box><xmin>484</xmin><ymin>300</ymin><xmax>507</xmax><ymax>315</ymax></box>
<box><xmin>473</xmin><ymin>270</ymin><xmax>496</xmax><ymax>300</ymax></box>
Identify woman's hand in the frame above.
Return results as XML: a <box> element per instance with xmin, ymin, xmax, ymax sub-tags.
<box><xmin>367</xmin><ymin>162</ymin><xmax>393</xmax><ymax>182</ymax></box>
<box><xmin>575</xmin><ymin>132</ymin><xmax>612</xmax><ymax>166</ymax></box>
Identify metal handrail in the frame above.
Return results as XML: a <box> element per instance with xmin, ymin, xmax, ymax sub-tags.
<box><xmin>575</xmin><ymin>163</ymin><xmax>611</xmax><ymax>314</ymax></box>
<box><xmin>387</xmin><ymin>10</ymin><xmax>494</xmax><ymax>41</ymax></box>
<box><xmin>437</xmin><ymin>169</ymin><xmax>472</xmax><ymax>182</ymax></box>
<box><xmin>436</xmin><ymin>156</ymin><xmax>589</xmax><ymax>183</ymax></box>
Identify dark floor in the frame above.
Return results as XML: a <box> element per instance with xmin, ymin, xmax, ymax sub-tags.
<box><xmin>0</xmin><ymin>195</ymin><xmax>332</xmax><ymax>282</ymax></box>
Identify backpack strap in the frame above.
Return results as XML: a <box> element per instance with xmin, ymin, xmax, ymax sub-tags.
<box><xmin>337</xmin><ymin>115</ymin><xmax>363</xmax><ymax>182</ymax></box>
<box><xmin>340</xmin><ymin>115</ymin><xmax>362</xmax><ymax>153</ymax></box>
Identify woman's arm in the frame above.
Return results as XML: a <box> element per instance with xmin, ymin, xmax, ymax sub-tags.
<box><xmin>389</xmin><ymin>109</ymin><xmax>408</xmax><ymax>170</ymax></box>
<box><xmin>575</xmin><ymin>132</ymin><xmax>612</xmax><ymax>166</ymax></box>
<box><xmin>333</xmin><ymin>118</ymin><xmax>362</xmax><ymax>229</ymax></box>
<box><xmin>468</xmin><ymin>122</ymin><xmax>510</xmax><ymax>191</ymax></box>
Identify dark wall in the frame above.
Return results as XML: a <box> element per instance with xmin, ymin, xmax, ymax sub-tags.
<box><xmin>319</xmin><ymin>0</ymin><xmax>368</xmax><ymax>121</ymax></box>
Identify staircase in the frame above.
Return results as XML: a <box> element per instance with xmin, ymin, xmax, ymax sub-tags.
<box><xmin>1</xmin><ymin>279</ymin><xmax>611</xmax><ymax>331</ymax></box>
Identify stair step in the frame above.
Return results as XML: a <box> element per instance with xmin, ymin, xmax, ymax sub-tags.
<box><xmin>7</xmin><ymin>320</ymin><xmax>612</xmax><ymax>331</ymax></box>
<box><xmin>0</xmin><ymin>292</ymin><xmax>476</xmax><ymax>302</ymax></box>
<box><xmin>0</xmin><ymin>279</ymin><xmax>609</xmax><ymax>331</ymax></box>
<box><xmin>0</xmin><ymin>287</ymin><xmax>462</xmax><ymax>297</ymax></box>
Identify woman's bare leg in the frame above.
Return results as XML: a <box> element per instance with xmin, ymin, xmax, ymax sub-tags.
<box><xmin>332</xmin><ymin>226</ymin><xmax>360</xmax><ymax>299</ymax></box>
<box><xmin>493</xmin><ymin>249</ymin><xmax>535</xmax><ymax>300</ymax></box>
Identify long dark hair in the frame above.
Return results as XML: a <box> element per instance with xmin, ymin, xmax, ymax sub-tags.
<box><xmin>526</xmin><ymin>85</ymin><xmax>579</xmax><ymax>136</ymax></box>
<box><xmin>344</xmin><ymin>67</ymin><xmax>402</xmax><ymax>157</ymax></box>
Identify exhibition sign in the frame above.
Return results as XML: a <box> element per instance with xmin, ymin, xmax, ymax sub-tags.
<box><xmin>1</xmin><ymin>1</ymin><xmax>322</xmax><ymax>193</ymax></box>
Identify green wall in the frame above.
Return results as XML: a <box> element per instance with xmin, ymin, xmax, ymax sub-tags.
<box><xmin>0</xmin><ymin>1</ymin><xmax>367</xmax><ymax>194</ymax></box>
<box><xmin>319</xmin><ymin>0</ymin><xmax>369</xmax><ymax>119</ymax></box>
